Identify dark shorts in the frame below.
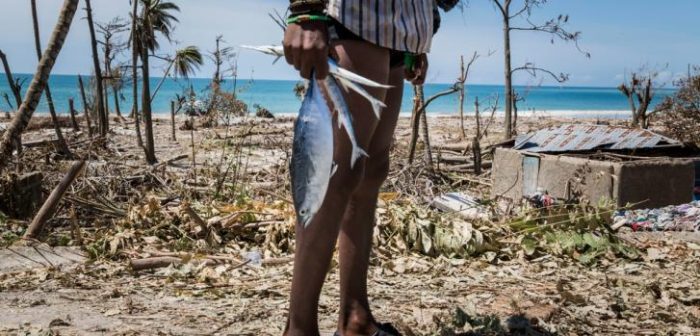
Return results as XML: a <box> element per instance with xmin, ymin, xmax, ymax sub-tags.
<box><xmin>329</xmin><ymin>20</ymin><xmax>406</xmax><ymax>68</ymax></box>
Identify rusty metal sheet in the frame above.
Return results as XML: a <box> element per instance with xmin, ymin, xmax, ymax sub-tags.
<box><xmin>514</xmin><ymin>124</ymin><xmax>680</xmax><ymax>153</ymax></box>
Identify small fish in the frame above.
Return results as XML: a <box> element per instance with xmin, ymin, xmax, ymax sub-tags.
<box><xmin>324</xmin><ymin>76</ymin><xmax>368</xmax><ymax>169</ymax></box>
<box><xmin>290</xmin><ymin>78</ymin><xmax>335</xmax><ymax>227</ymax></box>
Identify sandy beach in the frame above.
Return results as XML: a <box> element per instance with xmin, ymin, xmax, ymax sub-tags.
<box><xmin>1</xmin><ymin>113</ymin><xmax>698</xmax><ymax>335</ymax></box>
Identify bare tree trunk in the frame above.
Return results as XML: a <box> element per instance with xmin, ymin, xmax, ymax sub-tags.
<box><xmin>512</xmin><ymin>92</ymin><xmax>518</xmax><ymax>134</ymax></box>
<box><xmin>113</xmin><ymin>88</ymin><xmax>122</xmax><ymax>118</ymax></box>
<box><xmin>151</xmin><ymin>60</ymin><xmax>174</xmax><ymax>103</ymax></box>
<box><xmin>171</xmin><ymin>100</ymin><xmax>177</xmax><ymax>141</ymax></box>
<box><xmin>408</xmin><ymin>86</ymin><xmax>460</xmax><ymax>165</ymax></box>
<box><xmin>417</xmin><ymin>86</ymin><xmax>434</xmax><ymax>170</ymax></box>
<box><xmin>103</xmin><ymin>38</ymin><xmax>111</xmax><ymax>120</ymax></box>
<box><xmin>30</xmin><ymin>0</ymin><xmax>71</xmax><ymax>157</ymax></box>
<box><xmin>473</xmin><ymin>97</ymin><xmax>482</xmax><ymax>175</ymax></box>
<box><xmin>103</xmin><ymin>82</ymin><xmax>110</xmax><ymax>120</ymax></box>
<box><xmin>23</xmin><ymin>160</ymin><xmax>85</xmax><ymax>239</ymax></box>
<box><xmin>77</xmin><ymin>75</ymin><xmax>93</xmax><ymax>137</ymax></box>
<box><xmin>85</xmin><ymin>0</ymin><xmax>107</xmax><ymax>138</ymax></box>
<box><xmin>68</xmin><ymin>98</ymin><xmax>79</xmax><ymax>131</ymax></box>
<box><xmin>0</xmin><ymin>0</ymin><xmax>79</xmax><ymax>169</ymax></box>
<box><xmin>0</xmin><ymin>50</ymin><xmax>24</xmax><ymax>152</ymax></box>
<box><xmin>0</xmin><ymin>50</ymin><xmax>22</xmax><ymax>107</ymax></box>
<box><xmin>131</xmin><ymin>0</ymin><xmax>143</xmax><ymax>148</ymax></box>
<box><xmin>503</xmin><ymin>4</ymin><xmax>514</xmax><ymax>139</ymax></box>
<box><xmin>408</xmin><ymin>86</ymin><xmax>423</xmax><ymax>165</ymax></box>
<box><xmin>458</xmin><ymin>56</ymin><xmax>466</xmax><ymax>141</ymax></box>
<box><xmin>142</xmin><ymin>46</ymin><xmax>157</xmax><ymax>164</ymax></box>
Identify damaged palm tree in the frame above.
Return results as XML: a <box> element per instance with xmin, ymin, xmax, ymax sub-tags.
<box><xmin>136</xmin><ymin>0</ymin><xmax>182</xmax><ymax>164</ymax></box>
<box><xmin>151</xmin><ymin>45</ymin><xmax>203</xmax><ymax>102</ymax></box>
<box><xmin>0</xmin><ymin>0</ymin><xmax>80</xmax><ymax>170</ymax></box>
<box><xmin>30</xmin><ymin>0</ymin><xmax>72</xmax><ymax>157</ymax></box>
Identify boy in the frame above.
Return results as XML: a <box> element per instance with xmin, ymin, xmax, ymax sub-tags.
<box><xmin>283</xmin><ymin>1</ymin><xmax>458</xmax><ymax>335</ymax></box>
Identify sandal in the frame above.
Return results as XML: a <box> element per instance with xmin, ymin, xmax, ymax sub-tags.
<box><xmin>334</xmin><ymin>322</ymin><xmax>402</xmax><ymax>336</ymax></box>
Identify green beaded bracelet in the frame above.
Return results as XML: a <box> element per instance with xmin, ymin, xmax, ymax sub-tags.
<box><xmin>286</xmin><ymin>14</ymin><xmax>332</xmax><ymax>25</ymax></box>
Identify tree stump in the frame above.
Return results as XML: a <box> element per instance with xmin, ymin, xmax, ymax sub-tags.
<box><xmin>0</xmin><ymin>172</ymin><xmax>44</xmax><ymax>219</ymax></box>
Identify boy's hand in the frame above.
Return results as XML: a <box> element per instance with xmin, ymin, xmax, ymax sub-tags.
<box><xmin>283</xmin><ymin>21</ymin><xmax>330</xmax><ymax>80</ymax></box>
<box><xmin>405</xmin><ymin>53</ymin><xmax>429</xmax><ymax>85</ymax></box>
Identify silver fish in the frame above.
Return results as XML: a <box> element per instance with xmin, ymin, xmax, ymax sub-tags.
<box><xmin>324</xmin><ymin>76</ymin><xmax>368</xmax><ymax>169</ymax></box>
<box><xmin>290</xmin><ymin>78</ymin><xmax>335</xmax><ymax>228</ymax></box>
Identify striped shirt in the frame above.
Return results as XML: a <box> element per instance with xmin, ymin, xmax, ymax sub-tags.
<box><xmin>326</xmin><ymin>0</ymin><xmax>435</xmax><ymax>54</ymax></box>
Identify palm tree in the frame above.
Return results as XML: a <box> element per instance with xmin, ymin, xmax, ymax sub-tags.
<box><xmin>151</xmin><ymin>46</ymin><xmax>203</xmax><ymax>102</ymax></box>
<box><xmin>0</xmin><ymin>0</ymin><xmax>80</xmax><ymax>169</ymax></box>
<box><xmin>136</xmin><ymin>0</ymin><xmax>181</xmax><ymax>164</ymax></box>
<box><xmin>30</xmin><ymin>0</ymin><xmax>72</xmax><ymax>156</ymax></box>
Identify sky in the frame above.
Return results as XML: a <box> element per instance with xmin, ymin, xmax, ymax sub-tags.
<box><xmin>0</xmin><ymin>0</ymin><xmax>697</xmax><ymax>87</ymax></box>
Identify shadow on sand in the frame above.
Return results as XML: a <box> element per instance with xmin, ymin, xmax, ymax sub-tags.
<box><xmin>438</xmin><ymin>312</ymin><xmax>556</xmax><ymax>336</ymax></box>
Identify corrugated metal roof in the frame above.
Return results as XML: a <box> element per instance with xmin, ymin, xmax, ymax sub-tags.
<box><xmin>514</xmin><ymin>124</ymin><xmax>681</xmax><ymax>153</ymax></box>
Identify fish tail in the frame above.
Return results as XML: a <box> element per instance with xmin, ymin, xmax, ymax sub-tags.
<box><xmin>371</xmin><ymin>100</ymin><xmax>385</xmax><ymax>119</ymax></box>
<box><xmin>350</xmin><ymin>146</ymin><xmax>369</xmax><ymax>169</ymax></box>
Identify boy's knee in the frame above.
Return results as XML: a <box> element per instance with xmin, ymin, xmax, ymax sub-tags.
<box><xmin>332</xmin><ymin>159</ymin><xmax>367</xmax><ymax>197</ymax></box>
<box><xmin>360</xmin><ymin>153</ymin><xmax>391</xmax><ymax>190</ymax></box>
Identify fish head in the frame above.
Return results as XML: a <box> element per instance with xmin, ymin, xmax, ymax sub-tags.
<box><xmin>296</xmin><ymin>205</ymin><xmax>315</xmax><ymax>228</ymax></box>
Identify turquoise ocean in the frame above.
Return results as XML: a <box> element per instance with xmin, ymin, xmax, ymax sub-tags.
<box><xmin>0</xmin><ymin>74</ymin><xmax>677</xmax><ymax>118</ymax></box>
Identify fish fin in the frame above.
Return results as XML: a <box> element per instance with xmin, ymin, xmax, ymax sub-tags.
<box><xmin>330</xmin><ymin>162</ymin><xmax>338</xmax><ymax>178</ymax></box>
<box><xmin>350</xmin><ymin>147</ymin><xmax>369</xmax><ymax>169</ymax></box>
<box><xmin>337</xmin><ymin>109</ymin><xmax>345</xmax><ymax>129</ymax></box>
<box><xmin>336</xmin><ymin>77</ymin><xmax>385</xmax><ymax>119</ymax></box>
<box><xmin>328</xmin><ymin>59</ymin><xmax>392</xmax><ymax>89</ymax></box>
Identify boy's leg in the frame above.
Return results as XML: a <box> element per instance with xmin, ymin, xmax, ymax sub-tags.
<box><xmin>337</xmin><ymin>66</ymin><xmax>405</xmax><ymax>335</ymax></box>
<box><xmin>285</xmin><ymin>40</ymin><xmax>390</xmax><ymax>336</ymax></box>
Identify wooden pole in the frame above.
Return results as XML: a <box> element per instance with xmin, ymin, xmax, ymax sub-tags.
<box><xmin>68</xmin><ymin>98</ymin><xmax>79</xmax><ymax>131</ymax></box>
<box><xmin>170</xmin><ymin>100</ymin><xmax>177</xmax><ymax>141</ymax></box>
<box><xmin>23</xmin><ymin>160</ymin><xmax>86</xmax><ymax>239</ymax></box>
<box><xmin>78</xmin><ymin>75</ymin><xmax>93</xmax><ymax>137</ymax></box>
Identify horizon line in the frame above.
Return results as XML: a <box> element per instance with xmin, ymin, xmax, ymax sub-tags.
<box><xmin>1</xmin><ymin>71</ymin><xmax>679</xmax><ymax>90</ymax></box>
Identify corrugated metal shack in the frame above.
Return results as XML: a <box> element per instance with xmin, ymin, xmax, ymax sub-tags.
<box><xmin>492</xmin><ymin>124</ymin><xmax>700</xmax><ymax>209</ymax></box>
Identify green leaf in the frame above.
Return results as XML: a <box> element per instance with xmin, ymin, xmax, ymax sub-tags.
<box><xmin>521</xmin><ymin>235</ymin><xmax>538</xmax><ymax>256</ymax></box>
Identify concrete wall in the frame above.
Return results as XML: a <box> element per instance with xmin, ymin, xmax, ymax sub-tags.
<box><xmin>491</xmin><ymin>148</ymin><xmax>524</xmax><ymax>200</ymax></box>
<box><xmin>491</xmin><ymin>148</ymin><xmax>695</xmax><ymax>208</ymax></box>
<box><xmin>616</xmin><ymin>159</ymin><xmax>695</xmax><ymax>208</ymax></box>
<box><xmin>536</xmin><ymin>155</ymin><xmax>618</xmax><ymax>205</ymax></box>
